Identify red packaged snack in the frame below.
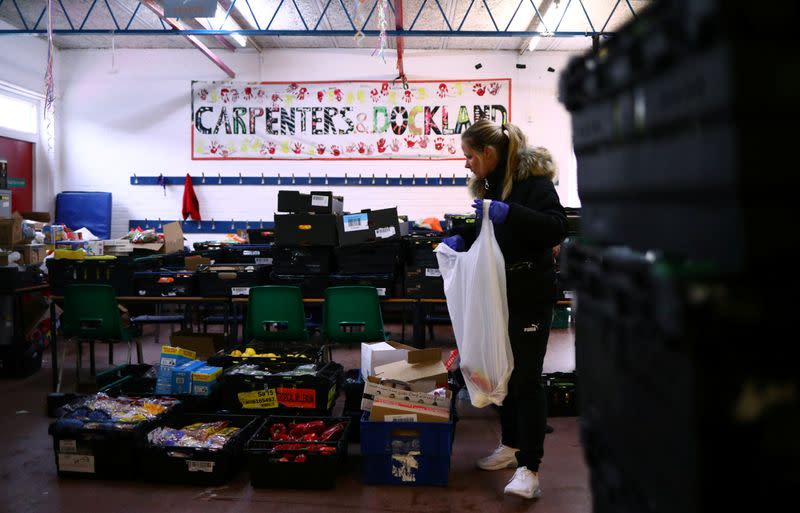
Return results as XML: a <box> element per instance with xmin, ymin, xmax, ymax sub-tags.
<box><xmin>289</xmin><ymin>420</ymin><xmax>326</xmax><ymax>438</ymax></box>
<box><xmin>319</xmin><ymin>422</ymin><xmax>346</xmax><ymax>441</ymax></box>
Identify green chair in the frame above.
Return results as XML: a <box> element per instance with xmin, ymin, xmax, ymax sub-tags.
<box><xmin>60</xmin><ymin>284</ymin><xmax>143</xmax><ymax>390</ymax></box>
<box><xmin>245</xmin><ymin>285</ymin><xmax>308</xmax><ymax>342</ymax></box>
<box><xmin>322</xmin><ymin>286</ymin><xmax>388</xmax><ymax>352</ymax></box>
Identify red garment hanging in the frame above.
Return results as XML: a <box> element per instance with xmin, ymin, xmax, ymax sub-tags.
<box><xmin>182</xmin><ymin>174</ymin><xmax>201</xmax><ymax>220</ymax></box>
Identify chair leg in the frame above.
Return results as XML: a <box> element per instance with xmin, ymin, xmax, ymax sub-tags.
<box><xmin>136</xmin><ymin>338</ymin><xmax>143</xmax><ymax>364</ymax></box>
<box><xmin>89</xmin><ymin>340</ymin><xmax>96</xmax><ymax>376</ymax></box>
<box><xmin>109</xmin><ymin>342</ymin><xmax>114</xmax><ymax>365</ymax></box>
<box><xmin>76</xmin><ymin>339</ymin><xmax>83</xmax><ymax>384</ymax></box>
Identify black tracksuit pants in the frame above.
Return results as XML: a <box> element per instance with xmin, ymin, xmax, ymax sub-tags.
<box><xmin>499</xmin><ymin>302</ymin><xmax>553</xmax><ymax>471</ymax></box>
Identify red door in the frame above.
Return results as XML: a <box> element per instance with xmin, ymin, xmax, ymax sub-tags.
<box><xmin>0</xmin><ymin>136</ymin><xmax>34</xmax><ymax>213</ymax></box>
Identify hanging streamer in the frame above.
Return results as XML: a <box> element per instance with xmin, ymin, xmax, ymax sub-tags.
<box><xmin>44</xmin><ymin>0</ymin><xmax>55</xmax><ymax>114</ymax></box>
<box><xmin>353</xmin><ymin>0</ymin><xmax>369</xmax><ymax>45</ymax></box>
<box><xmin>372</xmin><ymin>0</ymin><xmax>388</xmax><ymax>63</ymax></box>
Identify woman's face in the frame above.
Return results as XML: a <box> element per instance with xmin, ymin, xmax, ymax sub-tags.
<box><xmin>462</xmin><ymin>141</ymin><xmax>498</xmax><ymax>179</ymax></box>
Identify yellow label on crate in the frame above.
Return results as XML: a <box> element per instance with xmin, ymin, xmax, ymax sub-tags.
<box><xmin>160</xmin><ymin>346</ymin><xmax>197</xmax><ymax>360</ymax></box>
<box><xmin>238</xmin><ymin>389</ymin><xmax>278</xmax><ymax>409</ymax></box>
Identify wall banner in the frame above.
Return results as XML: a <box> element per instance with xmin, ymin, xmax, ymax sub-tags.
<box><xmin>191</xmin><ymin>79</ymin><xmax>510</xmax><ymax>160</ymax></box>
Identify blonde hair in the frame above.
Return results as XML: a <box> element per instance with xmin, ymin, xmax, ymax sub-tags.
<box><xmin>462</xmin><ymin>119</ymin><xmax>527</xmax><ymax>200</ymax></box>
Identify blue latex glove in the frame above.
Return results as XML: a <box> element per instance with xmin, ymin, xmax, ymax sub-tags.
<box><xmin>441</xmin><ymin>235</ymin><xmax>465</xmax><ymax>252</ymax></box>
<box><xmin>473</xmin><ymin>199</ymin><xmax>510</xmax><ymax>224</ymax></box>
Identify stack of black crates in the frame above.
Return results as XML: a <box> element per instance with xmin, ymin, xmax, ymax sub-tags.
<box><xmin>560</xmin><ymin>1</ymin><xmax>799</xmax><ymax>512</ymax></box>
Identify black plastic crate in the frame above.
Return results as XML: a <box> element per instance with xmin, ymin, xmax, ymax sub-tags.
<box><xmin>270</xmin><ymin>273</ymin><xmax>329</xmax><ymax>298</ymax></box>
<box><xmin>132</xmin><ymin>270</ymin><xmax>195</xmax><ymax>296</ymax></box>
<box><xmin>543</xmin><ymin>372</ymin><xmax>579</xmax><ymax>417</ymax></box>
<box><xmin>99</xmin><ymin>366</ymin><xmax>222</xmax><ymax>413</ymax></box>
<box><xmin>444</xmin><ymin>213</ymin><xmax>476</xmax><ymax>237</ymax></box>
<box><xmin>246</xmin><ymin>415</ymin><xmax>350</xmax><ymax>489</ymax></box>
<box><xmin>402</xmin><ymin>235</ymin><xmax>441</xmax><ymax>268</ymax></box>
<box><xmin>141</xmin><ymin>413</ymin><xmax>261</xmax><ymax>486</ymax></box>
<box><xmin>246</xmin><ymin>228</ymin><xmax>275</xmax><ymax>244</ymax></box>
<box><xmin>194</xmin><ymin>264</ymin><xmax>271</xmax><ymax>297</ymax></box>
<box><xmin>272</xmin><ymin>246</ymin><xmax>332</xmax><ymax>275</ymax></box>
<box><xmin>0</xmin><ymin>265</ymin><xmax>46</xmax><ymax>293</ymax></box>
<box><xmin>329</xmin><ymin>273</ymin><xmax>397</xmax><ymax>298</ymax></box>
<box><xmin>334</xmin><ymin>241</ymin><xmax>401</xmax><ymax>274</ymax></box>
<box><xmin>404</xmin><ymin>265</ymin><xmax>444</xmax><ymax>299</ymax></box>
<box><xmin>220</xmin><ymin>244</ymin><xmax>274</xmax><ymax>265</ymax></box>
<box><xmin>46</xmin><ymin>258</ymin><xmax>135</xmax><ymax>296</ymax></box>
<box><xmin>206</xmin><ymin>341</ymin><xmax>325</xmax><ymax>370</ymax></box>
<box><xmin>48</xmin><ymin>394</ymin><xmax>180</xmax><ymax>479</ymax></box>
<box><xmin>218</xmin><ymin>360</ymin><xmax>343</xmax><ymax>415</ymax></box>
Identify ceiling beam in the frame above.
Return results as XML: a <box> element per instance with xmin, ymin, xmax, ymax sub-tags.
<box><xmin>140</xmin><ymin>0</ymin><xmax>235</xmax><ymax>78</ymax></box>
<box><xmin>518</xmin><ymin>0</ymin><xmax>555</xmax><ymax>54</ymax></box>
<box><xmin>217</xmin><ymin>0</ymin><xmax>263</xmax><ymax>52</ymax></box>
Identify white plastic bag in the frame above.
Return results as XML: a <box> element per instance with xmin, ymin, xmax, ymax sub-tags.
<box><xmin>435</xmin><ymin>200</ymin><xmax>514</xmax><ymax>407</ymax></box>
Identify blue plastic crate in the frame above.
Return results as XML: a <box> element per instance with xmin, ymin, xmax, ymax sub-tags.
<box><xmin>360</xmin><ymin>412</ymin><xmax>453</xmax><ymax>486</ymax></box>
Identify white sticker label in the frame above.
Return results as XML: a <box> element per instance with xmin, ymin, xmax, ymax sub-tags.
<box><xmin>187</xmin><ymin>460</ymin><xmax>215</xmax><ymax>473</ymax></box>
<box><xmin>243</xmin><ymin>250</ymin><xmax>259</xmax><ymax>256</ymax></box>
<box><xmin>564</xmin><ymin>290</ymin><xmax>574</xmax><ymax>299</ymax></box>
<box><xmin>231</xmin><ymin>287</ymin><xmax>251</xmax><ymax>296</ymax></box>
<box><xmin>385</xmin><ymin>414</ymin><xmax>417</xmax><ymax>422</ymax></box>
<box><xmin>311</xmin><ymin>194</ymin><xmax>329</xmax><ymax>207</ymax></box>
<box><xmin>59</xmin><ymin>440</ymin><xmax>77</xmax><ymax>453</ymax></box>
<box><xmin>161</xmin><ymin>357</ymin><xmax>177</xmax><ymax>368</ymax></box>
<box><xmin>425</xmin><ymin>268</ymin><xmax>441</xmax><ymax>277</ymax></box>
<box><xmin>343</xmin><ymin>213</ymin><xmax>369</xmax><ymax>232</ymax></box>
<box><xmin>2</xmin><ymin>202</ymin><xmax>8</xmax><ymax>208</ymax></box>
<box><xmin>255</xmin><ymin>257</ymin><xmax>273</xmax><ymax>265</ymax></box>
<box><xmin>375</xmin><ymin>226</ymin><xmax>396</xmax><ymax>239</ymax></box>
<box><xmin>58</xmin><ymin>453</ymin><xmax>95</xmax><ymax>473</ymax></box>
<box><xmin>376</xmin><ymin>288</ymin><xmax>387</xmax><ymax>296</ymax></box>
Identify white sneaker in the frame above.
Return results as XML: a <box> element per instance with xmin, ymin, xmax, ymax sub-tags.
<box><xmin>504</xmin><ymin>466</ymin><xmax>542</xmax><ymax>499</ymax></box>
<box><xmin>476</xmin><ymin>444</ymin><xmax>518</xmax><ymax>470</ymax></box>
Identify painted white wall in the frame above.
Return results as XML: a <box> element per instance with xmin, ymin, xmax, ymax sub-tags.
<box><xmin>0</xmin><ymin>22</ymin><xmax>59</xmax><ymax>214</ymax></box>
<box><xmin>56</xmin><ymin>47</ymin><xmax>581</xmax><ymax>239</ymax></box>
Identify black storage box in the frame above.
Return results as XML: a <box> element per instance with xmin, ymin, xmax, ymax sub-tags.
<box><xmin>47</xmin><ymin>258</ymin><xmax>134</xmax><ymax>296</ymax></box>
<box><xmin>272</xmin><ymin>246</ymin><xmax>332</xmax><ymax>275</ymax></box>
<box><xmin>220</xmin><ymin>244</ymin><xmax>274</xmax><ymax>265</ymax></box>
<box><xmin>403</xmin><ymin>235</ymin><xmax>442</xmax><ymax>268</ymax></box>
<box><xmin>48</xmin><ymin>394</ymin><xmax>180</xmax><ymax>479</ymax></box>
<box><xmin>444</xmin><ymin>213</ymin><xmax>476</xmax><ymax>237</ymax></box>
<box><xmin>274</xmin><ymin>213</ymin><xmax>338</xmax><ymax>246</ymax></box>
<box><xmin>542</xmin><ymin>371</ymin><xmax>578</xmax><ymax>417</ymax></box>
<box><xmin>269</xmin><ymin>273</ymin><xmax>329</xmax><ymax>298</ymax></box>
<box><xmin>246</xmin><ymin>228</ymin><xmax>275</xmax><ymax>244</ymax></box>
<box><xmin>0</xmin><ymin>265</ymin><xmax>46</xmax><ymax>293</ymax></box>
<box><xmin>207</xmin><ymin>341</ymin><xmax>324</xmax><ymax>370</ymax></box>
<box><xmin>141</xmin><ymin>413</ymin><xmax>261</xmax><ymax>486</ymax></box>
<box><xmin>404</xmin><ymin>265</ymin><xmax>444</xmax><ymax>298</ymax></box>
<box><xmin>336</xmin><ymin>207</ymin><xmax>400</xmax><ymax>247</ymax></box>
<box><xmin>218</xmin><ymin>360</ymin><xmax>343</xmax><ymax>415</ymax></box>
<box><xmin>132</xmin><ymin>270</ymin><xmax>195</xmax><ymax>297</ymax></box>
<box><xmin>329</xmin><ymin>273</ymin><xmax>397</xmax><ymax>298</ymax></box>
<box><xmin>246</xmin><ymin>415</ymin><xmax>351</xmax><ymax>489</ymax></box>
<box><xmin>194</xmin><ymin>264</ymin><xmax>271</xmax><ymax>297</ymax></box>
<box><xmin>278</xmin><ymin>190</ymin><xmax>344</xmax><ymax>215</ymax></box>
<box><xmin>334</xmin><ymin>240</ymin><xmax>401</xmax><ymax>274</ymax></box>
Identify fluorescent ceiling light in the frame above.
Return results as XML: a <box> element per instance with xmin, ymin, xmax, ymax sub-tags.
<box><xmin>197</xmin><ymin>5</ymin><xmax>247</xmax><ymax>47</ymax></box>
<box><xmin>528</xmin><ymin>1</ymin><xmax>562</xmax><ymax>51</ymax></box>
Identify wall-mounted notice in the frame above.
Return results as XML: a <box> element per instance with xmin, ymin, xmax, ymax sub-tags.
<box><xmin>191</xmin><ymin>79</ymin><xmax>511</xmax><ymax>160</ymax></box>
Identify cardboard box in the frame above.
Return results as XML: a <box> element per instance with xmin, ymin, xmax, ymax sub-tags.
<box><xmin>191</xmin><ymin>365</ymin><xmax>222</xmax><ymax>396</ymax></box>
<box><xmin>361</xmin><ymin>376</ymin><xmax>452</xmax><ymax>412</ymax></box>
<box><xmin>155</xmin><ymin>345</ymin><xmax>197</xmax><ymax>394</ymax></box>
<box><xmin>18</xmin><ymin>244</ymin><xmax>47</xmax><ymax>265</ymax></box>
<box><xmin>370</xmin><ymin>396</ymin><xmax>451</xmax><ymax>423</ymax></box>
<box><xmin>361</xmin><ymin>340</ymin><xmax>418</xmax><ymax>380</ymax></box>
<box><xmin>169</xmin><ymin>329</ymin><xmax>225</xmax><ymax>360</ymax></box>
<box><xmin>171</xmin><ymin>359</ymin><xmax>205</xmax><ymax>395</ymax></box>
<box><xmin>184</xmin><ymin>255</ymin><xmax>211</xmax><ymax>271</ymax></box>
<box><xmin>274</xmin><ymin>213</ymin><xmax>338</xmax><ymax>246</ymax></box>
<box><xmin>337</xmin><ymin>207</ymin><xmax>401</xmax><ymax>247</ymax></box>
<box><xmin>278</xmin><ymin>190</ymin><xmax>344</xmax><ymax>215</ymax></box>
<box><xmin>0</xmin><ymin>212</ymin><xmax>23</xmax><ymax>247</ymax></box>
<box><xmin>133</xmin><ymin>221</ymin><xmax>185</xmax><ymax>253</ymax></box>
<box><xmin>373</xmin><ymin>347</ymin><xmax>447</xmax><ymax>388</ymax></box>
<box><xmin>21</xmin><ymin>211</ymin><xmax>51</xmax><ymax>223</ymax></box>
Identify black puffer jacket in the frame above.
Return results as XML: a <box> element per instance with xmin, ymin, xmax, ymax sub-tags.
<box><xmin>461</xmin><ymin>147</ymin><xmax>567</xmax><ymax>309</ymax></box>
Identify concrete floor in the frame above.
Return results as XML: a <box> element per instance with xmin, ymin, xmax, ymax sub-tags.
<box><xmin>0</xmin><ymin>322</ymin><xmax>588</xmax><ymax>513</ymax></box>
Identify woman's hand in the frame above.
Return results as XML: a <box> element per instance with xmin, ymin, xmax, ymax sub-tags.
<box><xmin>441</xmin><ymin>235</ymin><xmax>465</xmax><ymax>252</ymax></box>
<box><xmin>473</xmin><ymin>199</ymin><xmax>510</xmax><ymax>224</ymax></box>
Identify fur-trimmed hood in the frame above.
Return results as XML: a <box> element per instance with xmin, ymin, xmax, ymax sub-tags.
<box><xmin>468</xmin><ymin>145</ymin><xmax>556</xmax><ymax>198</ymax></box>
